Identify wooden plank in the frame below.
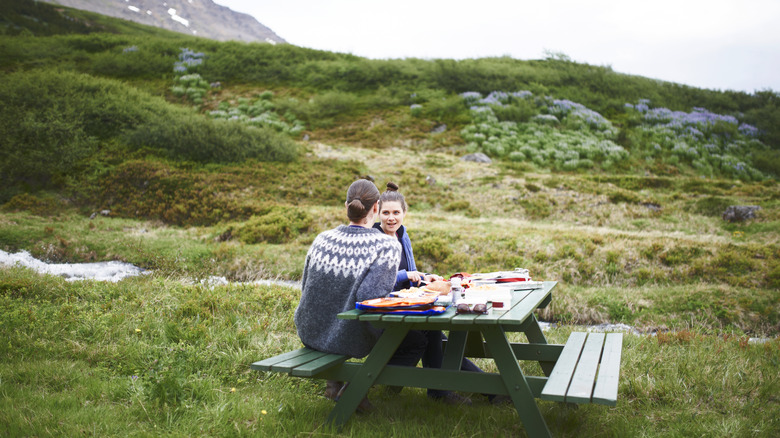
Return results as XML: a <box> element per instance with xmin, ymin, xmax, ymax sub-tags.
<box><xmin>592</xmin><ymin>333</ymin><xmax>623</xmax><ymax>406</ymax></box>
<box><xmin>493</xmin><ymin>287</ymin><xmax>550</xmax><ymax>325</ymax></box>
<box><xmin>471</xmin><ymin>290</ymin><xmax>531</xmax><ymax>325</ymax></box>
<box><xmin>566</xmin><ymin>332</ymin><xmax>605</xmax><ymax>403</ymax></box>
<box><xmin>540</xmin><ymin>332</ymin><xmax>587</xmax><ymax>402</ymax></box>
<box><xmin>270</xmin><ymin>349</ymin><xmax>326</xmax><ymax>373</ymax></box>
<box><xmin>452</xmin><ymin>312</ymin><xmax>480</xmax><ymax>325</ymax></box>
<box><xmin>250</xmin><ymin>347</ymin><xmax>312</xmax><ymax>372</ymax></box>
<box><xmin>292</xmin><ymin>353</ymin><xmax>348</xmax><ymax>377</ymax></box>
<box><xmin>337</xmin><ymin>309</ymin><xmax>362</xmax><ymax>320</ymax></box>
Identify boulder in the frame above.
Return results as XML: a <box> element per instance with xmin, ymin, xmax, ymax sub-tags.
<box><xmin>722</xmin><ymin>205</ymin><xmax>760</xmax><ymax>222</ymax></box>
<box><xmin>461</xmin><ymin>152</ymin><xmax>492</xmax><ymax>164</ymax></box>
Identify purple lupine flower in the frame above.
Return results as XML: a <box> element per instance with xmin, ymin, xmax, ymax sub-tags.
<box><xmin>738</xmin><ymin>123</ymin><xmax>759</xmax><ymax>137</ymax></box>
<box><xmin>512</xmin><ymin>90</ymin><xmax>533</xmax><ymax>99</ymax></box>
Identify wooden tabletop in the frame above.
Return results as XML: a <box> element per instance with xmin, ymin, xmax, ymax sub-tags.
<box><xmin>338</xmin><ymin>280</ymin><xmax>556</xmax><ymax>328</ymax></box>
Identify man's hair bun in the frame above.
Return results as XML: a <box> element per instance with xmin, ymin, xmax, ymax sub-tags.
<box><xmin>386</xmin><ymin>182</ymin><xmax>399</xmax><ymax>191</ymax></box>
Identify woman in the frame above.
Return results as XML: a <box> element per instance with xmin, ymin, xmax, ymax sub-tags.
<box><xmin>374</xmin><ymin>182</ymin><xmax>479</xmax><ymax>405</ymax></box>
<box><xmin>373</xmin><ymin>181</ymin><xmax>440</xmax><ymax>291</ymax></box>
<box><xmin>294</xmin><ymin>178</ymin><xmax>427</xmax><ymax>411</ymax></box>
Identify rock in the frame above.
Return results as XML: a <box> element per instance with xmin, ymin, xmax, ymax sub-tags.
<box><xmin>641</xmin><ymin>202</ymin><xmax>662</xmax><ymax>212</ymax></box>
<box><xmin>100</xmin><ymin>210</ymin><xmax>111</xmax><ymax>216</ymax></box>
<box><xmin>431</xmin><ymin>124</ymin><xmax>447</xmax><ymax>134</ymax></box>
<box><xmin>425</xmin><ymin>176</ymin><xmax>436</xmax><ymax>186</ymax></box>
<box><xmin>216</xmin><ymin>229</ymin><xmax>233</xmax><ymax>242</ymax></box>
<box><xmin>89</xmin><ymin>212</ymin><xmax>97</xmax><ymax>219</ymax></box>
<box><xmin>461</xmin><ymin>152</ymin><xmax>492</xmax><ymax>164</ymax></box>
<box><xmin>302</xmin><ymin>134</ymin><xmax>310</xmax><ymax>141</ymax></box>
<box><xmin>722</xmin><ymin>205</ymin><xmax>760</xmax><ymax>222</ymax></box>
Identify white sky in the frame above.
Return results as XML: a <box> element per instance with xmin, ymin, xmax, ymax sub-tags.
<box><xmin>213</xmin><ymin>0</ymin><xmax>780</xmax><ymax>93</ymax></box>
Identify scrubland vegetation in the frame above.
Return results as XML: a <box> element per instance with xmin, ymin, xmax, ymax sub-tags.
<box><xmin>1</xmin><ymin>0</ymin><xmax>778</xmax><ymax>436</ymax></box>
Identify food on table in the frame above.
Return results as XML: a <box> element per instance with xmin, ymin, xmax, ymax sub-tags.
<box><xmin>422</xmin><ymin>280</ymin><xmax>451</xmax><ymax>295</ymax></box>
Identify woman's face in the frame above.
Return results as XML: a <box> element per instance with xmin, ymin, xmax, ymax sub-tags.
<box><xmin>379</xmin><ymin>201</ymin><xmax>406</xmax><ymax>236</ymax></box>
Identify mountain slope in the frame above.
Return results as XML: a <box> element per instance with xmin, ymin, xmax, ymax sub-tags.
<box><xmin>43</xmin><ymin>0</ymin><xmax>285</xmax><ymax>43</ymax></box>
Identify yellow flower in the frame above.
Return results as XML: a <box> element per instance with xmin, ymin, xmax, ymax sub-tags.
<box><xmin>261</xmin><ymin>410</ymin><xmax>267</xmax><ymax>415</ymax></box>
<box><xmin>135</xmin><ymin>329</ymin><xmax>141</xmax><ymax>333</ymax></box>
<box><xmin>230</xmin><ymin>387</ymin><xmax>236</xmax><ymax>393</ymax></box>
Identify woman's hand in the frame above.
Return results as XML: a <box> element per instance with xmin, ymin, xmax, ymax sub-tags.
<box><xmin>423</xmin><ymin>274</ymin><xmax>442</xmax><ymax>283</ymax></box>
<box><xmin>407</xmin><ymin>271</ymin><xmax>442</xmax><ymax>285</ymax></box>
<box><xmin>406</xmin><ymin>270</ymin><xmax>424</xmax><ymax>284</ymax></box>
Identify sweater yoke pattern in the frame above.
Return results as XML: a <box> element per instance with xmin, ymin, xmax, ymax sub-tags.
<box><xmin>307</xmin><ymin>227</ymin><xmax>399</xmax><ymax>279</ymax></box>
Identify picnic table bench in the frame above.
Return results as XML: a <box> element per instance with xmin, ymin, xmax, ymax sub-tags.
<box><xmin>251</xmin><ymin>281</ymin><xmax>624</xmax><ymax>437</ymax></box>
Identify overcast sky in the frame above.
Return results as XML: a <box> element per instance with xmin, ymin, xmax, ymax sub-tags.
<box><xmin>213</xmin><ymin>0</ymin><xmax>780</xmax><ymax>94</ymax></box>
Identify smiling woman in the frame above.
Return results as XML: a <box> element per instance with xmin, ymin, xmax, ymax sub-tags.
<box><xmin>373</xmin><ymin>182</ymin><xmax>440</xmax><ymax>291</ymax></box>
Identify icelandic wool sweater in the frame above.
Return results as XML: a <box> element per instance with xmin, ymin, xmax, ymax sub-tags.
<box><xmin>294</xmin><ymin>225</ymin><xmax>401</xmax><ymax>358</ymax></box>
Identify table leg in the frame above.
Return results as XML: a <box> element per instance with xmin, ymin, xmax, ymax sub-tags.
<box><xmin>523</xmin><ymin>314</ymin><xmax>555</xmax><ymax>377</ymax></box>
<box><xmin>325</xmin><ymin>325</ymin><xmax>409</xmax><ymax>429</ymax></box>
<box><xmin>482</xmin><ymin>325</ymin><xmax>552</xmax><ymax>438</ymax></box>
<box><xmin>442</xmin><ymin>330</ymin><xmax>467</xmax><ymax>370</ymax></box>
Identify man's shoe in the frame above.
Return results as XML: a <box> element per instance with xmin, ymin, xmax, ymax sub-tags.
<box><xmin>324</xmin><ymin>380</ymin><xmax>343</xmax><ymax>401</ymax></box>
<box><xmin>335</xmin><ymin>382</ymin><xmax>374</xmax><ymax>413</ymax></box>
<box><xmin>356</xmin><ymin>396</ymin><xmax>374</xmax><ymax>413</ymax></box>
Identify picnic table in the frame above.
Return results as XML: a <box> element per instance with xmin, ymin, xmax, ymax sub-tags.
<box><xmin>252</xmin><ymin>280</ymin><xmax>623</xmax><ymax>437</ymax></box>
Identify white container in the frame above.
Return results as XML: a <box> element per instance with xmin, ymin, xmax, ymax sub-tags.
<box><xmin>490</xmin><ymin>291</ymin><xmax>512</xmax><ymax>313</ymax></box>
<box><xmin>450</xmin><ymin>277</ymin><xmax>462</xmax><ymax>305</ymax></box>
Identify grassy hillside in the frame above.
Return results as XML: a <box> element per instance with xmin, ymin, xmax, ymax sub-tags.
<box><xmin>1</xmin><ymin>1</ymin><xmax>779</xmax><ymax>436</ymax></box>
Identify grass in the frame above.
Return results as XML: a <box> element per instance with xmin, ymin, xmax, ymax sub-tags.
<box><xmin>0</xmin><ymin>267</ymin><xmax>778</xmax><ymax>437</ymax></box>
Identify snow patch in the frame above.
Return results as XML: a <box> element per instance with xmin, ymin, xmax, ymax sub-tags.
<box><xmin>168</xmin><ymin>8</ymin><xmax>189</xmax><ymax>27</ymax></box>
<box><xmin>0</xmin><ymin>250</ymin><xmax>145</xmax><ymax>282</ymax></box>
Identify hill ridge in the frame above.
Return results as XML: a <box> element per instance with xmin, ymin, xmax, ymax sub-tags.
<box><xmin>43</xmin><ymin>0</ymin><xmax>286</xmax><ymax>43</ymax></box>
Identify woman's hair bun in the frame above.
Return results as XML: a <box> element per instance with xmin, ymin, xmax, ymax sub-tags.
<box><xmin>386</xmin><ymin>181</ymin><xmax>399</xmax><ymax>191</ymax></box>
<box><xmin>348</xmin><ymin>199</ymin><xmax>365</xmax><ymax>211</ymax></box>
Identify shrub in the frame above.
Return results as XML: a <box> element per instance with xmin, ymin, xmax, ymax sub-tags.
<box><xmin>688</xmin><ymin>196</ymin><xmax>733</xmax><ymax>217</ymax></box>
<box><xmin>659</xmin><ymin>246</ymin><xmax>709</xmax><ymax>266</ymax></box>
<box><xmin>209</xmin><ymin>93</ymin><xmax>305</xmax><ymax>137</ymax></box>
<box><xmin>608</xmin><ymin>188</ymin><xmax>641</xmax><ymax>204</ymax></box>
<box><xmin>414</xmin><ymin>235</ymin><xmax>452</xmax><ymax>262</ymax></box>
<box><xmin>1</xmin><ymin>193</ymin><xmax>65</xmax><ymax>216</ymax></box>
<box><xmin>443</xmin><ymin>200</ymin><xmax>470</xmax><ymax>211</ymax></box>
<box><xmin>123</xmin><ymin>112</ymin><xmax>299</xmax><ymax>163</ymax></box>
<box><xmin>519</xmin><ymin>196</ymin><xmax>553</xmax><ymax>219</ymax></box>
<box><xmin>233</xmin><ymin>205</ymin><xmax>313</xmax><ymax>244</ymax></box>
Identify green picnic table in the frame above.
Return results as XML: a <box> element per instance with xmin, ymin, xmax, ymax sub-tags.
<box><xmin>252</xmin><ymin>281</ymin><xmax>624</xmax><ymax>437</ymax></box>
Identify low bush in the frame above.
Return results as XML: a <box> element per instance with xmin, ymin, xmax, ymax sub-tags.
<box><xmin>414</xmin><ymin>235</ymin><xmax>452</xmax><ymax>263</ymax></box>
<box><xmin>232</xmin><ymin>205</ymin><xmax>313</xmax><ymax>244</ymax></box>
<box><xmin>608</xmin><ymin>188</ymin><xmax>641</xmax><ymax>204</ymax></box>
<box><xmin>123</xmin><ymin>113</ymin><xmax>299</xmax><ymax>163</ymax></box>
<box><xmin>0</xmin><ymin>193</ymin><xmax>66</xmax><ymax>216</ymax></box>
